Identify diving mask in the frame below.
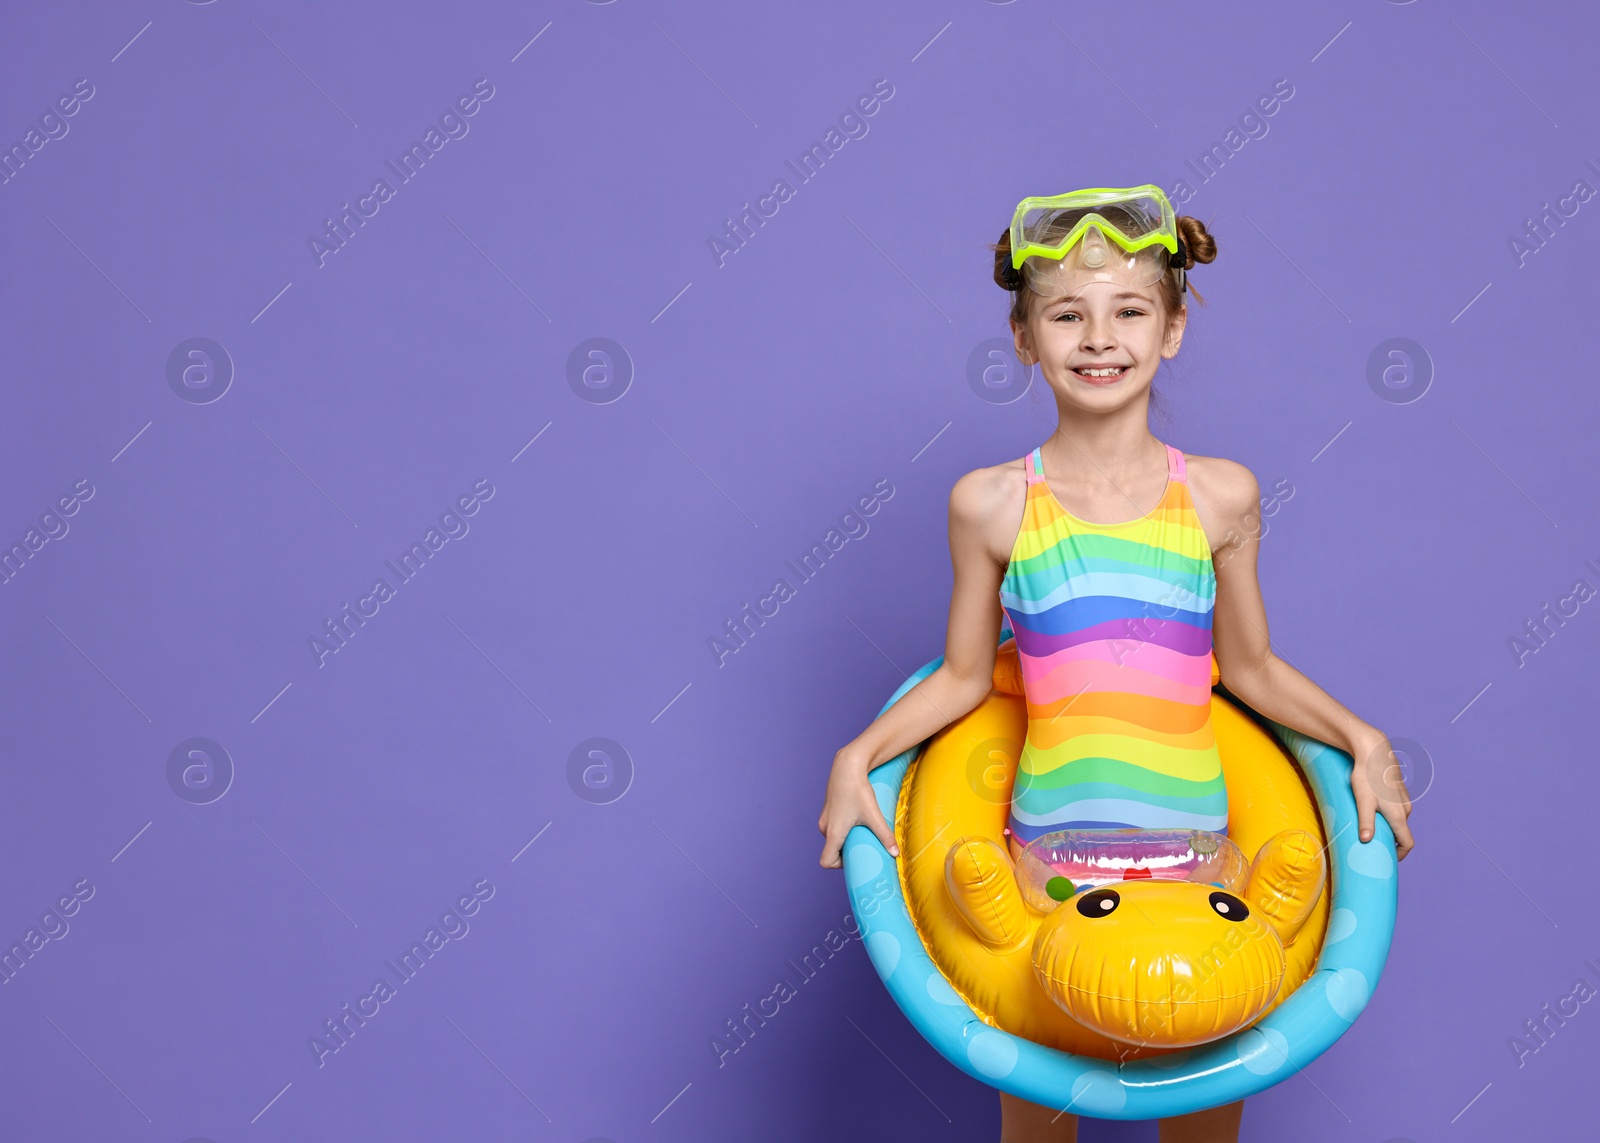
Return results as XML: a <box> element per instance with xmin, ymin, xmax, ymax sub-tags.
<box><xmin>1008</xmin><ymin>185</ymin><xmax>1186</xmax><ymax>297</ymax></box>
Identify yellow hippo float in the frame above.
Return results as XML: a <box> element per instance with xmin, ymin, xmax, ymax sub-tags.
<box><xmin>844</xmin><ymin>636</ymin><xmax>1398</xmax><ymax>1118</ymax></box>
<box><xmin>944</xmin><ymin>818</ymin><xmax>1326</xmax><ymax>1050</ymax></box>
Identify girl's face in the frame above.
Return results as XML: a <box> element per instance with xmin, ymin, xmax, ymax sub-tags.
<box><xmin>1011</xmin><ymin>280</ymin><xmax>1185</xmax><ymax>413</ymax></box>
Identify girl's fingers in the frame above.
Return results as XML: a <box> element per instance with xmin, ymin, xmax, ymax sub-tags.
<box><xmin>819</xmin><ymin>832</ymin><xmax>844</xmax><ymax>868</ymax></box>
<box><xmin>1354</xmin><ymin>789</ymin><xmax>1377</xmax><ymax>843</ymax></box>
<box><xmin>1385</xmin><ymin>806</ymin><xmax>1416</xmax><ymax>859</ymax></box>
<box><xmin>820</xmin><ymin>785</ymin><xmax>896</xmax><ymax>867</ymax></box>
<box><xmin>868</xmin><ymin>806</ymin><xmax>900</xmax><ymax>858</ymax></box>
<box><xmin>820</xmin><ymin>818</ymin><xmax>850</xmax><ymax>868</ymax></box>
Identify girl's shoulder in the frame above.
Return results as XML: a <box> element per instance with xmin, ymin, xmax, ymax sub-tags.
<box><xmin>1181</xmin><ymin>452</ymin><xmax>1261</xmax><ymax>553</ymax></box>
<box><xmin>948</xmin><ymin>455</ymin><xmax>1029</xmax><ymax>516</ymax></box>
<box><xmin>1182</xmin><ymin>452</ymin><xmax>1259</xmax><ymax>509</ymax></box>
<box><xmin>947</xmin><ymin>456</ymin><xmax>1030</xmax><ymax>560</ymax></box>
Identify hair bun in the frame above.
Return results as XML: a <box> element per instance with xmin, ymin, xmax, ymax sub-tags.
<box><xmin>991</xmin><ymin>227</ymin><xmax>1024</xmax><ymax>291</ymax></box>
<box><xmin>1175</xmin><ymin>216</ymin><xmax>1217</xmax><ymax>269</ymax></box>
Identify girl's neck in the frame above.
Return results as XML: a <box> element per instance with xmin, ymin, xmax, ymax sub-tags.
<box><xmin>1042</xmin><ymin>398</ymin><xmax>1163</xmax><ymax>482</ymax></box>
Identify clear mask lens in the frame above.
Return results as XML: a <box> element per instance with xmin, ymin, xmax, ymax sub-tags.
<box><xmin>1020</xmin><ymin>225</ymin><xmax>1175</xmax><ymax>297</ymax></box>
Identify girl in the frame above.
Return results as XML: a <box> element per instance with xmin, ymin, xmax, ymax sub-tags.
<box><xmin>818</xmin><ymin>186</ymin><xmax>1415</xmax><ymax>1143</ymax></box>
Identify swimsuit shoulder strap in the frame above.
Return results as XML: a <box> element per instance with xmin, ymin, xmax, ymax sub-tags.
<box><xmin>1024</xmin><ymin>446</ymin><xmax>1045</xmax><ymax>485</ymax></box>
<box><xmin>1165</xmin><ymin>443</ymin><xmax>1188</xmax><ymax>485</ymax></box>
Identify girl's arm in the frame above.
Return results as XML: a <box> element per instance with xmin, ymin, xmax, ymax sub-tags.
<box><xmin>818</xmin><ymin>468</ymin><xmax>1013</xmax><ymax>867</ymax></box>
<box><xmin>1197</xmin><ymin>459</ymin><xmax>1416</xmax><ymax>860</ymax></box>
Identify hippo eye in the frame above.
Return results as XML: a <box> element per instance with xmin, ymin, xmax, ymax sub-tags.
<box><xmin>1209</xmin><ymin>891</ymin><xmax>1249</xmax><ymax>922</ymax></box>
<box><xmin>1076</xmin><ymin>889</ymin><xmax>1120</xmax><ymax>918</ymax></box>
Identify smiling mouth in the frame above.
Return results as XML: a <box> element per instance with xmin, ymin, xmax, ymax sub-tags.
<box><xmin>1072</xmin><ymin>366</ymin><xmax>1130</xmax><ymax>382</ymax></box>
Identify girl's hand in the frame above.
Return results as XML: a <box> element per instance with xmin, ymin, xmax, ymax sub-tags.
<box><xmin>818</xmin><ymin>748</ymin><xmax>899</xmax><ymax>868</ymax></box>
<box><xmin>1349</xmin><ymin>732</ymin><xmax>1416</xmax><ymax>860</ymax></box>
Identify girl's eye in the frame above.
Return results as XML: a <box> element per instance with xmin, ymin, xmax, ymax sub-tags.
<box><xmin>1052</xmin><ymin>309</ymin><xmax>1145</xmax><ymax>321</ymax></box>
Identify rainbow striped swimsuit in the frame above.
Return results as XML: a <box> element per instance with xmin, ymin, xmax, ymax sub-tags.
<box><xmin>1000</xmin><ymin>443</ymin><xmax>1227</xmax><ymax>846</ymax></box>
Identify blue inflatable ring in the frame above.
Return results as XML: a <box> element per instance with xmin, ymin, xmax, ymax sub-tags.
<box><xmin>843</xmin><ymin>648</ymin><xmax>1398</xmax><ymax>1120</ymax></box>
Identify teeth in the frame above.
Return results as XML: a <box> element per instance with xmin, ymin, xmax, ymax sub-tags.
<box><xmin>1078</xmin><ymin>367</ymin><xmax>1124</xmax><ymax>377</ymax></box>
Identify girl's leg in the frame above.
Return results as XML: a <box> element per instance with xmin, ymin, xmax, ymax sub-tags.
<box><xmin>999</xmin><ymin>1091</ymin><xmax>1078</xmax><ymax>1143</ymax></box>
<box><xmin>1156</xmin><ymin>1099</ymin><xmax>1243</xmax><ymax>1143</ymax></box>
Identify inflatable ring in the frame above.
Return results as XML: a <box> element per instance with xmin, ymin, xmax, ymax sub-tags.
<box><xmin>843</xmin><ymin>639</ymin><xmax>1397</xmax><ymax>1120</ymax></box>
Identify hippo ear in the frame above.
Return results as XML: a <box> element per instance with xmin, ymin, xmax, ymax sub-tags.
<box><xmin>1242</xmin><ymin>829</ymin><xmax>1326</xmax><ymax>947</ymax></box>
<box><xmin>944</xmin><ymin>836</ymin><xmax>1033</xmax><ymax>952</ymax></box>
<box><xmin>992</xmin><ymin>639</ymin><xmax>1026</xmax><ymax>696</ymax></box>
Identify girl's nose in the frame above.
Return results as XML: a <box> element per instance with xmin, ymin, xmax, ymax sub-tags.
<box><xmin>1080</xmin><ymin>323</ymin><xmax>1115</xmax><ymax>351</ymax></box>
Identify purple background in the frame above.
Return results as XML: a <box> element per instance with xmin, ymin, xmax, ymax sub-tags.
<box><xmin>2</xmin><ymin>1</ymin><xmax>1597</xmax><ymax>1140</ymax></box>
